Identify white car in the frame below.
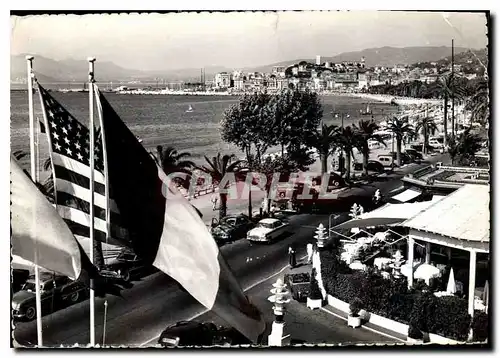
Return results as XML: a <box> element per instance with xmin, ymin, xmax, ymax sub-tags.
<box><xmin>246</xmin><ymin>218</ymin><xmax>289</xmax><ymax>243</ymax></box>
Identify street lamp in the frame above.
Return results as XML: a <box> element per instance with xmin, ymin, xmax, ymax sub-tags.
<box><xmin>267</xmin><ymin>278</ymin><xmax>291</xmax><ymax>346</ymax></box>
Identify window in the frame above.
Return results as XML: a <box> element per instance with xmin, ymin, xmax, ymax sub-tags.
<box><xmin>225</xmin><ymin>218</ymin><xmax>236</xmax><ymax>226</ymax></box>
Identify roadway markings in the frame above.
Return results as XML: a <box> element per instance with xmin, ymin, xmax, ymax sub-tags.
<box><xmin>319</xmin><ymin>307</ymin><xmax>406</xmax><ymax>343</ymax></box>
<box><xmin>139</xmin><ymin>255</ymin><xmax>307</xmax><ymax>347</ymax></box>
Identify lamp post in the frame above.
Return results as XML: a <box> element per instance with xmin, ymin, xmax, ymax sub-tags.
<box><xmin>314</xmin><ymin>223</ymin><xmax>328</xmax><ymax>250</ymax></box>
<box><xmin>267</xmin><ymin>278</ymin><xmax>291</xmax><ymax>346</ymax></box>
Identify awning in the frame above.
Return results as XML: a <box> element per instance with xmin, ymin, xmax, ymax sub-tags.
<box><xmin>331</xmin><ymin>200</ymin><xmax>442</xmax><ymax>232</ymax></box>
<box><xmin>391</xmin><ymin>188</ymin><xmax>422</xmax><ymax>203</ymax></box>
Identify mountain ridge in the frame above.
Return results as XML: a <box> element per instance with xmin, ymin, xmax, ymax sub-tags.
<box><xmin>11</xmin><ymin>46</ymin><xmax>476</xmax><ymax>84</ymax></box>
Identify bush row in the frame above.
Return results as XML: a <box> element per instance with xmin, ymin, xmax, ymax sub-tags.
<box><xmin>320</xmin><ymin>247</ymin><xmax>482</xmax><ymax>342</ymax></box>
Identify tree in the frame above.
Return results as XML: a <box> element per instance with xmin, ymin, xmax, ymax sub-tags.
<box><xmin>195</xmin><ymin>153</ymin><xmax>244</xmax><ymax>219</ymax></box>
<box><xmin>449</xmin><ymin>128</ymin><xmax>483</xmax><ymax>166</ymax></box>
<box><xmin>337</xmin><ymin>126</ymin><xmax>361</xmax><ymax>180</ymax></box>
<box><xmin>354</xmin><ymin>119</ymin><xmax>386</xmax><ymax>176</ymax></box>
<box><xmin>311</xmin><ymin>124</ymin><xmax>339</xmax><ymax>175</ymax></box>
<box><xmin>414</xmin><ymin>116</ymin><xmax>438</xmax><ymax>155</ymax></box>
<box><xmin>221</xmin><ymin>92</ymin><xmax>273</xmax><ymax>218</ymax></box>
<box><xmin>466</xmin><ymin>78</ymin><xmax>489</xmax><ymax>126</ymax></box>
<box><xmin>386</xmin><ymin>115</ymin><xmax>414</xmax><ymax>166</ymax></box>
<box><xmin>268</xmin><ymin>89</ymin><xmax>323</xmax><ymax>157</ymax></box>
<box><xmin>152</xmin><ymin>145</ymin><xmax>195</xmax><ymax>189</ymax></box>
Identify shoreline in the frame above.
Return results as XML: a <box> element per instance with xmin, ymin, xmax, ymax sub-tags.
<box><xmin>112</xmin><ymin>89</ymin><xmax>443</xmax><ymax>106</ymax></box>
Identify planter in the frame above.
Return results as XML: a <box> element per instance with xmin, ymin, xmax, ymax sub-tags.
<box><xmin>407</xmin><ymin>337</ymin><xmax>424</xmax><ymax>344</ymax></box>
<box><xmin>347</xmin><ymin>314</ymin><xmax>362</xmax><ymax>328</ymax></box>
<box><xmin>306</xmin><ymin>297</ymin><xmax>323</xmax><ymax>310</ymax></box>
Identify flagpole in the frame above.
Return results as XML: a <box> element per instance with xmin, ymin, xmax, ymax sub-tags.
<box><xmin>26</xmin><ymin>55</ymin><xmax>43</xmax><ymax>347</ymax></box>
<box><xmin>88</xmin><ymin>57</ymin><xmax>96</xmax><ymax>347</ymax></box>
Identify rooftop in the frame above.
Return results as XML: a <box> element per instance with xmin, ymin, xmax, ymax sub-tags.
<box><xmin>403</xmin><ymin>164</ymin><xmax>490</xmax><ymax>190</ymax></box>
<box><xmin>403</xmin><ymin>184</ymin><xmax>490</xmax><ymax>243</ymax></box>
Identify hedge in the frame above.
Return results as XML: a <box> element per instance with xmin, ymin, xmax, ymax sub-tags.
<box><xmin>320</xmin><ymin>249</ymin><xmax>472</xmax><ymax>341</ymax></box>
<box><xmin>471</xmin><ymin>311</ymin><xmax>489</xmax><ymax>342</ymax></box>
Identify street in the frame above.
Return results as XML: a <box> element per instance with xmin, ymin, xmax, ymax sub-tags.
<box><xmin>13</xmin><ymin>154</ymin><xmax>448</xmax><ymax>347</ymax></box>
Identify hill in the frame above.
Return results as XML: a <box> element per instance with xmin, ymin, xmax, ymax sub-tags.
<box><xmin>246</xmin><ymin>46</ymin><xmax>471</xmax><ymax>73</ymax></box>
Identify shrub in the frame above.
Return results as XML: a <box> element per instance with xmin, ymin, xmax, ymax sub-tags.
<box><xmin>349</xmin><ymin>298</ymin><xmax>363</xmax><ymax>317</ymax></box>
<box><xmin>429</xmin><ymin>296</ymin><xmax>470</xmax><ymax>341</ymax></box>
<box><xmin>309</xmin><ymin>269</ymin><xmax>322</xmax><ymax>300</ymax></box>
<box><xmin>408</xmin><ymin>324</ymin><xmax>424</xmax><ymax>340</ymax></box>
<box><xmin>472</xmin><ymin>311</ymin><xmax>488</xmax><ymax>342</ymax></box>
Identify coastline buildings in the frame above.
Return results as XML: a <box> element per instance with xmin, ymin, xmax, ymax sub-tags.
<box><xmin>211</xmin><ymin>53</ymin><xmax>474</xmax><ymax>95</ymax></box>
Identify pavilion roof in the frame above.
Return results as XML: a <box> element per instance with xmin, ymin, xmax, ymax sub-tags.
<box><xmin>402</xmin><ymin>184</ymin><xmax>490</xmax><ymax>243</ymax></box>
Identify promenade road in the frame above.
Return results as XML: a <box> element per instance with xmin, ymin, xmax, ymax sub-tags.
<box><xmin>12</xmin><ymin>154</ymin><xmax>448</xmax><ymax>347</ymax></box>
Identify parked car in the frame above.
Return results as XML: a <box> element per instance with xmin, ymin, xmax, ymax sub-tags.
<box><xmin>12</xmin><ymin>273</ymin><xmax>88</xmax><ymax>321</ymax></box>
<box><xmin>284</xmin><ymin>272</ymin><xmax>311</xmax><ymax>302</ymax></box>
<box><xmin>211</xmin><ymin>214</ymin><xmax>255</xmax><ymax>246</ymax></box>
<box><xmin>353</xmin><ymin>160</ymin><xmax>385</xmax><ymax>173</ymax></box>
<box><xmin>100</xmin><ymin>249</ymin><xmax>158</xmax><ymax>282</ymax></box>
<box><xmin>246</xmin><ymin>218</ymin><xmax>289</xmax><ymax>243</ymax></box>
<box><xmin>377</xmin><ymin>154</ymin><xmax>397</xmax><ymax>169</ymax></box>
<box><xmin>404</xmin><ymin>149</ymin><xmax>423</xmax><ymax>163</ymax></box>
<box><xmin>158</xmin><ymin>321</ymin><xmax>250</xmax><ymax>347</ymax></box>
<box><xmin>12</xmin><ymin>269</ymin><xmax>30</xmax><ymax>293</ymax></box>
<box><xmin>428</xmin><ymin>139</ymin><xmax>444</xmax><ymax>150</ymax></box>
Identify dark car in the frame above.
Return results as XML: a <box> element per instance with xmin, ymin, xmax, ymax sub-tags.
<box><xmin>12</xmin><ymin>269</ymin><xmax>30</xmax><ymax>293</ymax></box>
<box><xmin>404</xmin><ymin>149</ymin><xmax>423</xmax><ymax>163</ymax></box>
<box><xmin>100</xmin><ymin>249</ymin><xmax>158</xmax><ymax>282</ymax></box>
<box><xmin>12</xmin><ymin>273</ymin><xmax>88</xmax><ymax>321</ymax></box>
<box><xmin>387</xmin><ymin>152</ymin><xmax>411</xmax><ymax>165</ymax></box>
<box><xmin>158</xmin><ymin>321</ymin><xmax>251</xmax><ymax>347</ymax></box>
<box><xmin>354</xmin><ymin>160</ymin><xmax>385</xmax><ymax>173</ymax></box>
<box><xmin>284</xmin><ymin>272</ymin><xmax>311</xmax><ymax>302</ymax></box>
<box><xmin>211</xmin><ymin>215</ymin><xmax>255</xmax><ymax>246</ymax></box>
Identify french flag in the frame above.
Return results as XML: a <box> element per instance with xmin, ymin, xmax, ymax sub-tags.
<box><xmin>94</xmin><ymin>87</ymin><xmax>266</xmax><ymax>343</ymax></box>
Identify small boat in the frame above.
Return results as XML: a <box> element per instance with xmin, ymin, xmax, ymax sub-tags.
<box><xmin>360</xmin><ymin>103</ymin><xmax>372</xmax><ymax>115</ymax></box>
<box><xmin>136</xmin><ymin>136</ymin><xmax>143</xmax><ymax>143</ymax></box>
<box><xmin>186</xmin><ymin>105</ymin><xmax>194</xmax><ymax>113</ymax></box>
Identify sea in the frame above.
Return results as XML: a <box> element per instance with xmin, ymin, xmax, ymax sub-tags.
<box><xmin>10</xmin><ymin>90</ymin><xmax>399</xmax><ymax>173</ymax></box>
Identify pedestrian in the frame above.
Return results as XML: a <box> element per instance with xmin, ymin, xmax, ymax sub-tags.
<box><xmin>306</xmin><ymin>243</ymin><xmax>313</xmax><ymax>264</ymax></box>
<box><xmin>270</xmin><ymin>203</ymin><xmax>276</xmax><ymax>218</ymax></box>
<box><xmin>210</xmin><ymin>193</ymin><xmax>218</xmax><ymax>211</ymax></box>
<box><xmin>288</xmin><ymin>245</ymin><xmax>297</xmax><ymax>268</ymax></box>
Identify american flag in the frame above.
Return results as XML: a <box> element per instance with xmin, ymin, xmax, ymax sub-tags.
<box><xmin>38</xmin><ymin>84</ymin><xmax>129</xmax><ymax>248</ymax></box>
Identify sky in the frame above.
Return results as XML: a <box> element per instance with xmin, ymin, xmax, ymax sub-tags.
<box><xmin>10</xmin><ymin>11</ymin><xmax>488</xmax><ymax>71</ymax></box>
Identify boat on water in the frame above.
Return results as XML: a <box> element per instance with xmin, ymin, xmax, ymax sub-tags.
<box><xmin>360</xmin><ymin>103</ymin><xmax>373</xmax><ymax>115</ymax></box>
<box><xmin>186</xmin><ymin>105</ymin><xmax>194</xmax><ymax>113</ymax></box>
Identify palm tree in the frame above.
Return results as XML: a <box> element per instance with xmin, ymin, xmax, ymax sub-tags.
<box><xmin>195</xmin><ymin>153</ymin><xmax>244</xmax><ymax>219</ymax></box>
<box><xmin>437</xmin><ymin>74</ymin><xmax>453</xmax><ymax>147</ymax></box>
<box><xmin>414</xmin><ymin>116</ymin><xmax>438</xmax><ymax>155</ymax></box>
<box><xmin>467</xmin><ymin>79</ymin><xmax>489</xmax><ymax>126</ymax></box>
<box><xmin>386</xmin><ymin>115</ymin><xmax>414</xmax><ymax>167</ymax></box>
<box><xmin>312</xmin><ymin>123</ymin><xmax>339</xmax><ymax>174</ymax></box>
<box><xmin>153</xmin><ymin>145</ymin><xmax>196</xmax><ymax>188</ymax></box>
<box><xmin>154</xmin><ymin>145</ymin><xmax>195</xmax><ymax>174</ymax></box>
<box><xmin>354</xmin><ymin>120</ymin><xmax>386</xmax><ymax>176</ymax></box>
<box><xmin>447</xmin><ymin>136</ymin><xmax>460</xmax><ymax>165</ymax></box>
<box><xmin>336</xmin><ymin>126</ymin><xmax>361</xmax><ymax>181</ymax></box>
<box><xmin>454</xmin><ymin>128</ymin><xmax>483</xmax><ymax>166</ymax></box>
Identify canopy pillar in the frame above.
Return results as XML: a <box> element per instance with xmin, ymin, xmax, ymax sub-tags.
<box><xmin>468</xmin><ymin>250</ymin><xmax>476</xmax><ymax>316</ymax></box>
<box><xmin>407</xmin><ymin>236</ymin><xmax>415</xmax><ymax>288</ymax></box>
<box><xmin>425</xmin><ymin>242</ymin><xmax>431</xmax><ymax>264</ymax></box>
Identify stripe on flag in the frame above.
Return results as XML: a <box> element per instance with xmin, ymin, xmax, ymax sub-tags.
<box><xmin>95</xmin><ymin>86</ymin><xmax>266</xmax><ymax>343</ymax></box>
<box><xmin>37</xmin><ymin>83</ymin><xmax>130</xmax><ymax>248</ymax></box>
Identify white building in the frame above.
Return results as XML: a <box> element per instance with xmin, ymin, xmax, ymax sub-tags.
<box><xmin>214</xmin><ymin>72</ymin><xmax>231</xmax><ymax>89</ymax></box>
